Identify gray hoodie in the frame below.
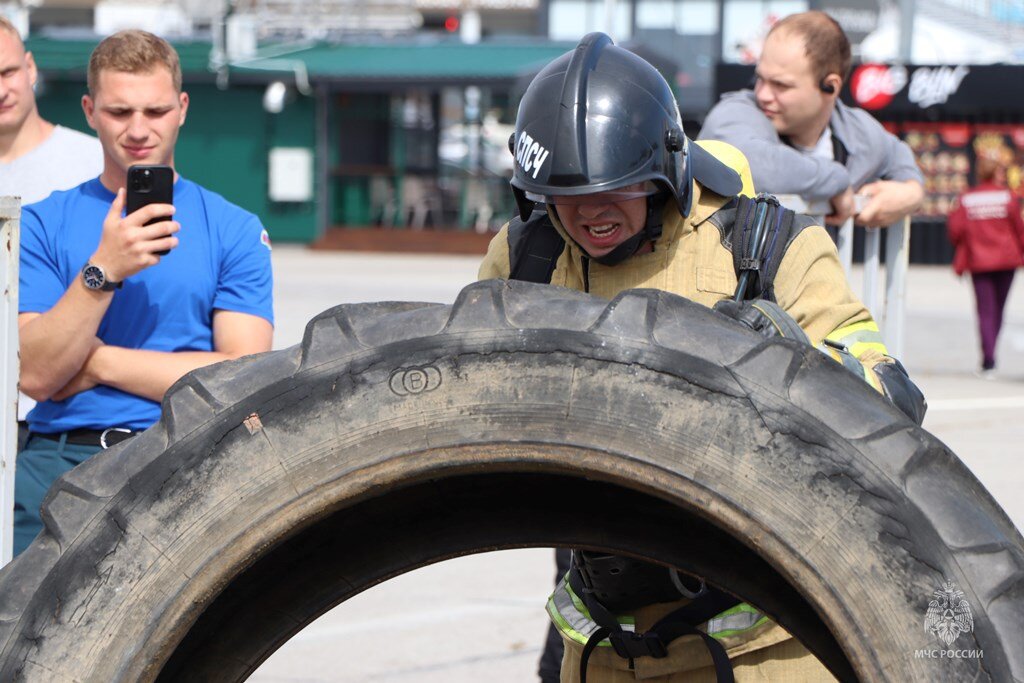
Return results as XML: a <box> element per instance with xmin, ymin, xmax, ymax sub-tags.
<box><xmin>697</xmin><ymin>90</ymin><xmax>923</xmax><ymax>202</ymax></box>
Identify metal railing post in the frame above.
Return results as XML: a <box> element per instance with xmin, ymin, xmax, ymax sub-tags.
<box><xmin>862</xmin><ymin>227</ymin><xmax>882</xmax><ymax>319</ymax></box>
<box><xmin>884</xmin><ymin>217</ymin><xmax>911</xmax><ymax>360</ymax></box>
<box><xmin>774</xmin><ymin>194</ymin><xmax>910</xmax><ymax>361</ymax></box>
<box><xmin>836</xmin><ymin>219</ymin><xmax>854</xmax><ymax>279</ymax></box>
<box><xmin>1</xmin><ymin>196</ymin><xmax>21</xmax><ymax>567</ymax></box>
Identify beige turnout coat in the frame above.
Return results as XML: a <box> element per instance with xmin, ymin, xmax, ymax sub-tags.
<box><xmin>478</xmin><ymin>174</ymin><xmax>889</xmax><ymax>682</ymax></box>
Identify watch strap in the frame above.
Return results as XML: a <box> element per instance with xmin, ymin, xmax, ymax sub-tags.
<box><xmin>82</xmin><ymin>262</ymin><xmax>123</xmax><ymax>292</ymax></box>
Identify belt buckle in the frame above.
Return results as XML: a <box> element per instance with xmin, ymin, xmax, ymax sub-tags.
<box><xmin>100</xmin><ymin>427</ymin><xmax>132</xmax><ymax>450</ymax></box>
<box><xmin>609</xmin><ymin>631</ymin><xmax>668</xmax><ymax>660</ymax></box>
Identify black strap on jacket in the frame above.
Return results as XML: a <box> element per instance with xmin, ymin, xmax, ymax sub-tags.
<box><xmin>831</xmin><ymin>131</ymin><xmax>850</xmax><ymax>166</ymax></box>
<box><xmin>569</xmin><ymin>563</ymin><xmax>737</xmax><ymax>683</ymax></box>
<box><xmin>506</xmin><ymin>196</ymin><xmax>809</xmax><ymax>302</ymax></box>
<box><xmin>729</xmin><ymin>194</ymin><xmax>796</xmax><ymax>303</ymax></box>
<box><xmin>507</xmin><ymin>210</ymin><xmax>566</xmax><ymax>284</ymax></box>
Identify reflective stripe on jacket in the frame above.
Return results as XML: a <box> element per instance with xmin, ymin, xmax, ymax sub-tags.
<box><xmin>546</xmin><ymin>575</ymin><xmax>776</xmax><ymax>659</ymax></box>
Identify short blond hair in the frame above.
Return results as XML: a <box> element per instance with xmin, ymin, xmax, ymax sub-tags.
<box><xmin>87</xmin><ymin>30</ymin><xmax>181</xmax><ymax>95</ymax></box>
<box><xmin>0</xmin><ymin>15</ymin><xmax>24</xmax><ymax>45</ymax></box>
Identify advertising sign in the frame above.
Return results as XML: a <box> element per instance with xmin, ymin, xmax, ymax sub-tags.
<box><xmin>715</xmin><ymin>63</ymin><xmax>1024</xmax><ymax>116</ymax></box>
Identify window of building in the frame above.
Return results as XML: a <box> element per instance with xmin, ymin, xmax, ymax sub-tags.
<box><xmin>548</xmin><ymin>0</ymin><xmax>633</xmax><ymax>41</ymax></box>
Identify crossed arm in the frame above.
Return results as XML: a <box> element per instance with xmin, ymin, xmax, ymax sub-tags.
<box><xmin>19</xmin><ymin>302</ymin><xmax>272</xmax><ymax>403</ymax></box>
<box><xmin>698</xmin><ymin>99</ymin><xmax>851</xmax><ymax>201</ymax></box>
<box><xmin>20</xmin><ymin>188</ymin><xmax>273</xmax><ymax>404</ymax></box>
<box><xmin>700</xmin><ymin>97</ymin><xmax>924</xmax><ymax>226</ymax></box>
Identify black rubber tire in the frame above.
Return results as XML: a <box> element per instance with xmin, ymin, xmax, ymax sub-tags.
<box><xmin>0</xmin><ymin>280</ymin><xmax>1022</xmax><ymax>682</ymax></box>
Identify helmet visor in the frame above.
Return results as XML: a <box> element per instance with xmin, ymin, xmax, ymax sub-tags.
<box><xmin>525</xmin><ymin>181</ymin><xmax>660</xmax><ymax>206</ymax></box>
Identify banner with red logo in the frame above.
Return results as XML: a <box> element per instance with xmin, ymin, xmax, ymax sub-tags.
<box><xmin>715</xmin><ymin>64</ymin><xmax>1024</xmax><ymax>116</ymax></box>
<box><xmin>851</xmin><ymin>64</ymin><xmax>972</xmax><ymax>112</ymax></box>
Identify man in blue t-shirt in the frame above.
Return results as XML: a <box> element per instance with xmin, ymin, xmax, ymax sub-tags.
<box><xmin>14</xmin><ymin>30</ymin><xmax>274</xmax><ymax>556</ymax></box>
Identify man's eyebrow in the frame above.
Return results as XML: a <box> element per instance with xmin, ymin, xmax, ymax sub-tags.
<box><xmin>756</xmin><ymin>71</ymin><xmax>791</xmax><ymax>85</ymax></box>
<box><xmin>100</xmin><ymin>104</ymin><xmax>175</xmax><ymax>111</ymax></box>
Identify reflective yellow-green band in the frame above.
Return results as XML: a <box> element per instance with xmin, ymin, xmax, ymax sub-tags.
<box><xmin>827</xmin><ymin>321</ymin><xmax>889</xmax><ymax>358</ymax></box>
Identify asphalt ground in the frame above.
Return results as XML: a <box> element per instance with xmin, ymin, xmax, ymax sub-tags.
<box><xmin>249</xmin><ymin>244</ymin><xmax>1024</xmax><ymax>682</ymax></box>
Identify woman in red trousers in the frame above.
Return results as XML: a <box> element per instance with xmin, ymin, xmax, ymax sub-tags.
<box><xmin>947</xmin><ymin>155</ymin><xmax>1024</xmax><ymax>376</ymax></box>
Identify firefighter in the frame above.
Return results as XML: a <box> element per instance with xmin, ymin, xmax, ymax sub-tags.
<box><xmin>479</xmin><ymin>33</ymin><xmax>925</xmax><ymax>682</ymax></box>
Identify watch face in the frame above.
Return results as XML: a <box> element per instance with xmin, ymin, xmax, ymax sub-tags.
<box><xmin>83</xmin><ymin>264</ymin><xmax>106</xmax><ymax>290</ymax></box>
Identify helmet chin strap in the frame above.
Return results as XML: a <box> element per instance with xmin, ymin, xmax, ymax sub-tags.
<box><xmin>591</xmin><ymin>192</ymin><xmax>669</xmax><ymax>266</ymax></box>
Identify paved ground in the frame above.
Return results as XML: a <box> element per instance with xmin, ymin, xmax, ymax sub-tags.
<box><xmin>250</xmin><ymin>245</ymin><xmax>1024</xmax><ymax>682</ymax></box>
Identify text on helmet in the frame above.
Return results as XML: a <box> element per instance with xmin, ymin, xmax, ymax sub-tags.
<box><xmin>515</xmin><ymin>131</ymin><xmax>550</xmax><ymax>179</ymax></box>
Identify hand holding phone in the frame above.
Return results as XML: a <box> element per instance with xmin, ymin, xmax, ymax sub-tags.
<box><xmin>127</xmin><ymin>165</ymin><xmax>175</xmax><ymax>256</ymax></box>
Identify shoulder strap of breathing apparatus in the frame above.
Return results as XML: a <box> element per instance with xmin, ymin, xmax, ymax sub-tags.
<box><xmin>506</xmin><ymin>194</ymin><xmax>804</xmax><ymax>302</ymax></box>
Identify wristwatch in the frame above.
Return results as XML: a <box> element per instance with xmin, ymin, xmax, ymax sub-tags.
<box><xmin>81</xmin><ymin>262</ymin><xmax>122</xmax><ymax>292</ymax></box>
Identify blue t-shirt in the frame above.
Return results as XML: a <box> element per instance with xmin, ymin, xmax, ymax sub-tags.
<box><xmin>20</xmin><ymin>177</ymin><xmax>274</xmax><ymax>433</ymax></box>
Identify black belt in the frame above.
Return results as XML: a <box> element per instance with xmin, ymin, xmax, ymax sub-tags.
<box><xmin>33</xmin><ymin>427</ymin><xmax>138</xmax><ymax>449</ymax></box>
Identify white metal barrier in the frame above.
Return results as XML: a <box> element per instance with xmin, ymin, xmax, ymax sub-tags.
<box><xmin>1</xmin><ymin>196</ymin><xmax>20</xmax><ymax>567</ymax></box>
<box><xmin>775</xmin><ymin>195</ymin><xmax>909</xmax><ymax>360</ymax></box>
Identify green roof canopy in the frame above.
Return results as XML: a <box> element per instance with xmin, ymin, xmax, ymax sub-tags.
<box><xmin>25</xmin><ymin>36</ymin><xmax>575</xmax><ymax>87</ymax></box>
<box><xmin>24</xmin><ymin>37</ymin><xmax>212</xmax><ymax>75</ymax></box>
<box><xmin>238</xmin><ymin>41</ymin><xmax>574</xmax><ymax>82</ymax></box>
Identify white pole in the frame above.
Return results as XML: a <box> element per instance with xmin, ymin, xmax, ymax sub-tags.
<box><xmin>862</xmin><ymin>227</ymin><xmax>882</xmax><ymax>320</ymax></box>
<box><xmin>884</xmin><ymin>217</ymin><xmax>911</xmax><ymax>361</ymax></box>
<box><xmin>1</xmin><ymin>196</ymin><xmax>21</xmax><ymax>567</ymax></box>
<box><xmin>836</xmin><ymin>219</ymin><xmax>854</xmax><ymax>279</ymax></box>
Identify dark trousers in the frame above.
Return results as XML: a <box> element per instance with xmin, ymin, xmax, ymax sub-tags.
<box><xmin>13</xmin><ymin>435</ymin><xmax>100</xmax><ymax>556</ymax></box>
<box><xmin>538</xmin><ymin>547</ymin><xmax>573</xmax><ymax>682</ymax></box>
<box><xmin>971</xmin><ymin>269</ymin><xmax>1016</xmax><ymax>370</ymax></box>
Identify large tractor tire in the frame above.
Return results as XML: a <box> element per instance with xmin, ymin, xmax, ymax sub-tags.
<box><xmin>0</xmin><ymin>280</ymin><xmax>1021</xmax><ymax>682</ymax></box>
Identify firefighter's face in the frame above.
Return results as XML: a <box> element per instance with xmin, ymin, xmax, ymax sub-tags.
<box><xmin>754</xmin><ymin>30</ymin><xmax>836</xmax><ymax>143</ymax></box>
<box><xmin>553</xmin><ymin>184</ymin><xmax>648</xmax><ymax>258</ymax></box>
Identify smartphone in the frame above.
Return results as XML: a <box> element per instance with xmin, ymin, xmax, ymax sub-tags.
<box><xmin>126</xmin><ymin>165</ymin><xmax>175</xmax><ymax>256</ymax></box>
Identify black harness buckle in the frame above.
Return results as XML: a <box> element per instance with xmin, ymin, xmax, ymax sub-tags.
<box><xmin>609</xmin><ymin>630</ymin><xmax>668</xmax><ymax>660</ymax></box>
<box><xmin>738</xmin><ymin>256</ymin><xmax>761</xmax><ymax>272</ymax></box>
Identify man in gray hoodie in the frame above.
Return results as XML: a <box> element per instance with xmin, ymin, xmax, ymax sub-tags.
<box><xmin>698</xmin><ymin>11</ymin><xmax>923</xmax><ymax>226</ymax></box>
